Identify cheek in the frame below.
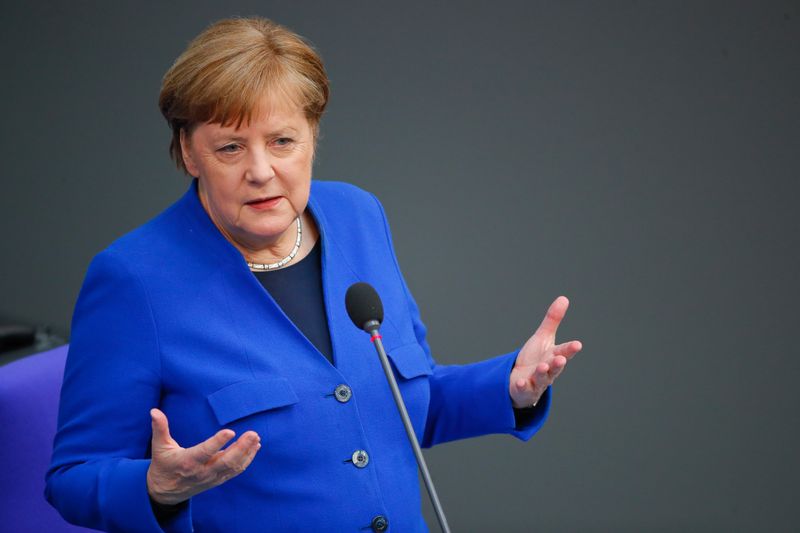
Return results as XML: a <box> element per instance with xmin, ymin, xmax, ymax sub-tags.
<box><xmin>282</xmin><ymin>160</ymin><xmax>313</xmax><ymax>202</ymax></box>
<box><xmin>204</xmin><ymin>178</ymin><xmax>243</xmax><ymax>219</ymax></box>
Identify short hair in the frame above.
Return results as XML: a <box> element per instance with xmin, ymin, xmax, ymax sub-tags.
<box><xmin>159</xmin><ymin>17</ymin><xmax>329</xmax><ymax>174</ymax></box>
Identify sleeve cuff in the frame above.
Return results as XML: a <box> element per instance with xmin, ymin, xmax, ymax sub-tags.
<box><xmin>101</xmin><ymin>459</ymin><xmax>193</xmax><ymax>533</ymax></box>
<box><xmin>512</xmin><ymin>386</ymin><xmax>552</xmax><ymax>440</ymax></box>
<box><xmin>423</xmin><ymin>350</ymin><xmax>551</xmax><ymax>445</ymax></box>
<box><xmin>497</xmin><ymin>350</ymin><xmax>551</xmax><ymax>441</ymax></box>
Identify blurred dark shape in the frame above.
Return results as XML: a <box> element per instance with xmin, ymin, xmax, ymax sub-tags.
<box><xmin>0</xmin><ymin>316</ymin><xmax>67</xmax><ymax>366</ymax></box>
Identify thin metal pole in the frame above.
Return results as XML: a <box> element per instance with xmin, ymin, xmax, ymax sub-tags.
<box><xmin>369</xmin><ymin>329</ymin><xmax>451</xmax><ymax>533</ymax></box>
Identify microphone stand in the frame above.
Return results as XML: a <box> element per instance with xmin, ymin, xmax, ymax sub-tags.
<box><xmin>363</xmin><ymin>320</ymin><xmax>452</xmax><ymax>533</ymax></box>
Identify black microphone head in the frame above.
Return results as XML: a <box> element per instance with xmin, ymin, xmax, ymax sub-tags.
<box><xmin>345</xmin><ymin>282</ymin><xmax>384</xmax><ymax>331</ymax></box>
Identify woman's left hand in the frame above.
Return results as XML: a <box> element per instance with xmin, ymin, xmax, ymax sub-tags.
<box><xmin>509</xmin><ymin>296</ymin><xmax>583</xmax><ymax>408</ymax></box>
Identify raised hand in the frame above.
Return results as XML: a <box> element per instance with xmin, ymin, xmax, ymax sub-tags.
<box><xmin>146</xmin><ymin>408</ymin><xmax>261</xmax><ymax>506</ymax></box>
<box><xmin>509</xmin><ymin>296</ymin><xmax>583</xmax><ymax>408</ymax></box>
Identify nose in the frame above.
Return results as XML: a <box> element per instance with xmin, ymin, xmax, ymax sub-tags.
<box><xmin>245</xmin><ymin>146</ymin><xmax>276</xmax><ymax>184</ymax></box>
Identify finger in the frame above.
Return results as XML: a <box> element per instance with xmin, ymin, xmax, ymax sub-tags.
<box><xmin>150</xmin><ymin>408</ymin><xmax>176</xmax><ymax>448</ymax></box>
<box><xmin>512</xmin><ymin>362</ymin><xmax>550</xmax><ymax>405</ymax></box>
<box><xmin>233</xmin><ymin>432</ymin><xmax>262</xmax><ymax>472</ymax></box>
<box><xmin>520</xmin><ymin>363</ymin><xmax>550</xmax><ymax>406</ymax></box>
<box><xmin>553</xmin><ymin>340</ymin><xmax>583</xmax><ymax>360</ymax></box>
<box><xmin>212</xmin><ymin>431</ymin><xmax>260</xmax><ymax>463</ymax></box>
<box><xmin>534</xmin><ymin>296</ymin><xmax>570</xmax><ymax>339</ymax></box>
<box><xmin>530</xmin><ymin>362</ymin><xmax>550</xmax><ymax>394</ymax></box>
<box><xmin>212</xmin><ymin>431</ymin><xmax>262</xmax><ymax>477</ymax></box>
<box><xmin>233</xmin><ymin>441</ymin><xmax>260</xmax><ymax>476</ymax></box>
<box><xmin>535</xmin><ymin>362</ymin><xmax>550</xmax><ymax>384</ymax></box>
<box><xmin>548</xmin><ymin>355</ymin><xmax>568</xmax><ymax>381</ymax></box>
<box><xmin>512</xmin><ymin>375</ymin><xmax>534</xmax><ymax>408</ymax></box>
<box><xmin>189</xmin><ymin>428</ymin><xmax>237</xmax><ymax>463</ymax></box>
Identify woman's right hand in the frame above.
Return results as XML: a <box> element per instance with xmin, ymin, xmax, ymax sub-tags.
<box><xmin>146</xmin><ymin>408</ymin><xmax>261</xmax><ymax>506</ymax></box>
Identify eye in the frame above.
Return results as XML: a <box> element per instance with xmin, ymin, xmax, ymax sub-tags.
<box><xmin>217</xmin><ymin>144</ymin><xmax>241</xmax><ymax>154</ymax></box>
<box><xmin>273</xmin><ymin>137</ymin><xmax>294</xmax><ymax>148</ymax></box>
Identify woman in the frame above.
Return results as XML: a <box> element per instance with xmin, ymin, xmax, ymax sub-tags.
<box><xmin>46</xmin><ymin>17</ymin><xmax>582</xmax><ymax>532</ymax></box>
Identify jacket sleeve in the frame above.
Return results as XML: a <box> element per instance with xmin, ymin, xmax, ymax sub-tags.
<box><xmin>45</xmin><ymin>250</ymin><xmax>193</xmax><ymax>533</ymax></box>
<box><xmin>369</xmin><ymin>193</ymin><xmax>551</xmax><ymax>449</ymax></box>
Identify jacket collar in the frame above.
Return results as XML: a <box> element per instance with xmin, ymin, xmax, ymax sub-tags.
<box><xmin>177</xmin><ymin>179</ymin><xmax>249</xmax><ymax>269</ymax></box>
<box><xmin>174</xmin><ymin>179</ymin><xmax>364</xmax><ymax>366</ymax></box>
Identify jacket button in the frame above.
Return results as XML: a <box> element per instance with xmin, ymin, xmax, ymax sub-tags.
<box><xmin>352</xmin><ymin>449</ymin><xmax>369</xmax><ymax>468</ymax></box>
<box><xmin>334</xmin><ymin>384</ymin><xmax>352</xmax><ymax>403</ymax></box>
<box><xmin>371</xmin><ymin>515</ymin><xmax>388</xmax><ymax>532</ymax></box>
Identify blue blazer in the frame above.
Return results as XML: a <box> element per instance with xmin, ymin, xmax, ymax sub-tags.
<box><xmin>46</xmin><ymin>180</ymin><xmax>550</xmax><ymax>532</ymax></box>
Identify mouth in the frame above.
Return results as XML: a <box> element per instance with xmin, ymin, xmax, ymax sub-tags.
<box><xmin>245</xmin><ymin>196</ymin><xmax>283</xmax><ymax>210</ymax></box>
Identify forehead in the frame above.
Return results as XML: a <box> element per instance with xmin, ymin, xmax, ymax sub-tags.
<box><xmin>249</xmin><ymin>91</ymin><xmax>305</xmax><ymax>124</ymax></box>
<box><xmin>205</xmin><ymin>95</ymin><xmax>308</xmax><ymax>137</ymax></box>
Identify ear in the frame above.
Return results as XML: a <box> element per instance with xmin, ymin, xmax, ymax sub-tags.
<box><xmin>180</xmin><ymin>129</ymin><xmax>200</xmax><ymax>177</ymax></box>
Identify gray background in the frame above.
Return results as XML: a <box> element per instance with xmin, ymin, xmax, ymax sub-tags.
<box><xmin>2</xmin><ymin>1</ymin><xmax>798</xmax><ymax>531</ymax></box>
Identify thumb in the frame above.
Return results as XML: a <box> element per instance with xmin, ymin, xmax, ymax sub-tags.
<box><xmin>150</xmin><ymin>408</ymin><xmax>175</xmax><ymax>449</ymax></box>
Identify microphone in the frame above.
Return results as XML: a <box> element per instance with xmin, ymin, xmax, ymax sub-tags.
<box><xmin>345</xmin><ymin>282</ymin><xmax>384</xmax><ymax>332</ymax></box>
<box><xmin>345</xmin><ymin>282</ymin><xmax>451</xmax><ymax>533</ymax></box>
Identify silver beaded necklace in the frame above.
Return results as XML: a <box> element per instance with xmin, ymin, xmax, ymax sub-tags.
<box><xmin>247</xmin><ymin>217</ymin><xmax>303</xmax><ymax>271</ymax></box>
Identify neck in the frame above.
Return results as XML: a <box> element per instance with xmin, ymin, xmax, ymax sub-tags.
<box><xmin>224</xmin><ymin>211</ymin><xmax>319</xmax><ymax>270</ymax></box>
<box><xmin>246</xmin><ymin>217</ymin><xmax>302</xmax><ymax>270</ymax></box>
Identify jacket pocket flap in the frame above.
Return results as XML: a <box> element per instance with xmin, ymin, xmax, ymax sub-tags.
<box><xmin>208</xmin><ymin>378</ymin><xmax>299</xmax><ymax>426</ymax></box>
<box><xmin>386</xmin><ymin>343</ymin><xmax>433</xmax><ymax>379</ymax></box>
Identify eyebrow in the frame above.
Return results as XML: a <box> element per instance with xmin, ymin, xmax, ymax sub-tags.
<box><xmin>212</xmin><ymin>126</ymin><xmax>300</xmax><ymax>143</ymax></box>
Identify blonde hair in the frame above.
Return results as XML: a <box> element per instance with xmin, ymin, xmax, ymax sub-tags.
<box><xmin>159</xmin><ymin>17</ymin><xmax>329</xmax><ymax>173</ymax></box>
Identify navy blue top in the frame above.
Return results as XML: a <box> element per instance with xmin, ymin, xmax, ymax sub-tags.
<box><xmin>253</xmin><ymin>241</ymin><xmax>335</xmax><ymax>365</ymax></box>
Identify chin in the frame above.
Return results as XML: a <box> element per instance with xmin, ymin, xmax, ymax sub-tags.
<box><xmin>243</xmin><ymin>221</ymin><xmax>293</xmax><ymax>240</ymax></box>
